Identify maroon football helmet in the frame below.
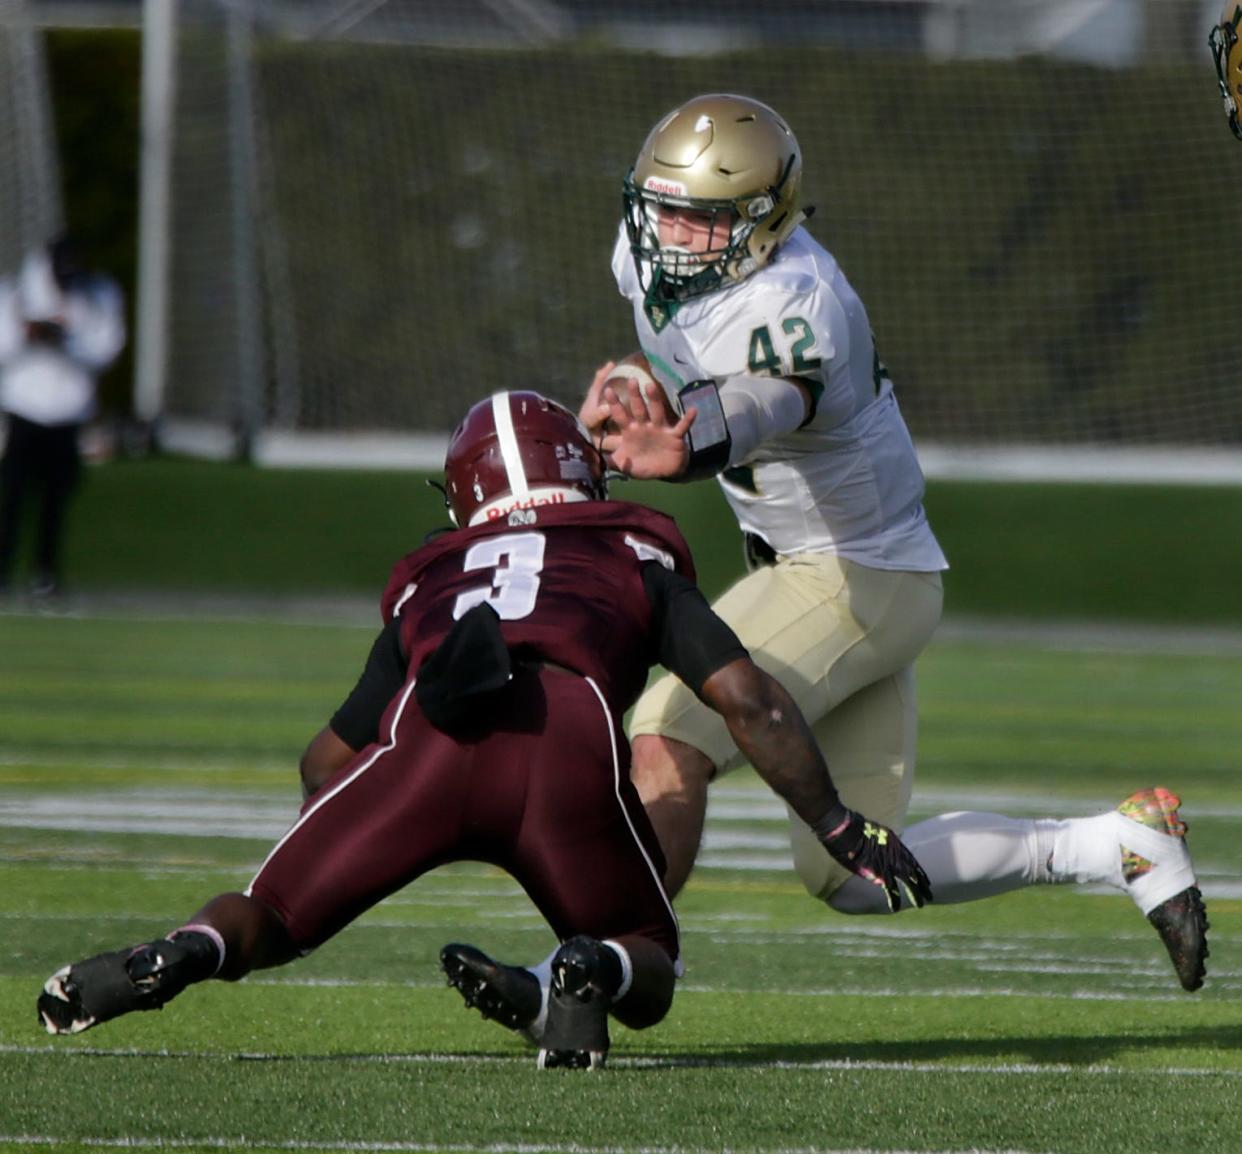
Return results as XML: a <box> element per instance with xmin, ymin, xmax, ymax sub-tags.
<box><xmin>443</xmin><ymin>391</ymin><xmax>607</xmax><ymax>527</ymax></box>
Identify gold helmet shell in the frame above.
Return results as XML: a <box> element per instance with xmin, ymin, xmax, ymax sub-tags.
<box><xmin>1210</xmin><ymin>2</ymin><xmax>1242</xmax><ymax>140</ymax></box>
<box><xmin>623</xmin><ymin>94</ymin><xmax>807</xmax><ymax>313</ymax></box>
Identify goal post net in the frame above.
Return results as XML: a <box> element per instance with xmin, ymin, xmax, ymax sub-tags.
<box><xmin>150</xmin><ymin>0</ymin><xmax>1242</xmax><ymax>472</ymax></box>
<box><xmin>0</xmin><ymin>1</ymin><xmax>61</xmax><ymax>279</ymax></box>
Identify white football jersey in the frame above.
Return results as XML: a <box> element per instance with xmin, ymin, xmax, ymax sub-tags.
<box><xmin>0</xmin><ymin>251</ymin><xmax>126</xmax><ymax>427</ymax></box>
<box><xmin>612</xmin><ymin>225</ymin><xmax>947</xmax><ymax>571</ymax></box>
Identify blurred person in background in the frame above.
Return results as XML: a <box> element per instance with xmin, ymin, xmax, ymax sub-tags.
<box><xmin>0</xmin><ymin>236</ymin><xmax>125</xmax><ymax>600</ymax></box>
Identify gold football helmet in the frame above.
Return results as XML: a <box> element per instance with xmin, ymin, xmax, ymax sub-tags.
<box><xmin>623</xmin><ymin>94</ymin><xmax>807</xmax><ymax>315</ymax></box>
<box><xmin>1210</xmin><ymin>3</ymin><xmax>1242</xmax><ymax>140</ymax></box>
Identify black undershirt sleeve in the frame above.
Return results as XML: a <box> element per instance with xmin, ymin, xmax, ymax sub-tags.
<box><xmin>641</xmin><ymin>561</ymin><xmax>749</xmax><ymax>697</ymax></box>
<box><xmin>328</xmin><ymin>616</ymin><xmax>407</xmax><ymax>751</ymax></box>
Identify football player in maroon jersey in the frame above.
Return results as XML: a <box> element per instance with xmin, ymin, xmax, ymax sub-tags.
<box><xmin>37</xmin><ymin>391</ymin><xmax>930</xmax><ymax>1069</ymax></box>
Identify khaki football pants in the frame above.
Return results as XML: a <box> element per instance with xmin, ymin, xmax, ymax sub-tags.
<box><xmin>629</xmin><ymin>552</ymin><xmax>944</xmax><ymax>901</ymax></box>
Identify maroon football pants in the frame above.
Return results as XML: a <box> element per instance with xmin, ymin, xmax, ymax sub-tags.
<box><xmin>248</xmin><ymin>665</ymin><xmax>679</xmax><ymax>961</ymax></box>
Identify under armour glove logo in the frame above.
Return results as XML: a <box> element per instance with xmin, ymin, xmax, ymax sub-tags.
<box><xmin>814</xmin><ymin>802</ymin><xmax>934</xmax><ymax>912</ymax></box>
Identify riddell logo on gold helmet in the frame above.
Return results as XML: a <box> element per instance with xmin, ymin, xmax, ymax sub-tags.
<box><xmin>644</xmin><ymin>176</ymin><xmax>688</xmax><ymax>196</ymax></box>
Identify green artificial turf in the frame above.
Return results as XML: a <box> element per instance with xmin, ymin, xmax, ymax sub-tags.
<box><xmin>0</xmin><ymin>610</ymin><xmax>1238</xmax><ymax>1153</ymax></box>
<box><xmin>8</xmin><ymin>455</ymin><xmax>1241</xmax><ymax>626</ymax></box>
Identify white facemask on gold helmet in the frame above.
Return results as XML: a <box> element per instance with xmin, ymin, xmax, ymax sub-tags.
<box><xmin>1210</xmin><ymin>3</ymin><xmax>1242</xmax><ymax>140</ymax></box>
<box><xmin>623</xmin><ymin>94</ymin><xmax>807</xmax><ymax>320</ymax></box>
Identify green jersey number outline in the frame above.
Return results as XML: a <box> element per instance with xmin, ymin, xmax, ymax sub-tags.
<box><xmin>747</xmin><ymin>316</ymin><xmax>822</xmax><ymax>376</ymax></box>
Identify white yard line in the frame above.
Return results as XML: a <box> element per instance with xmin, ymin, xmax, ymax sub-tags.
<box><xmin>6</xmin><ymin>590</ymin><xmax>1242</xmax><ymax>656</ymax></box>
<box><xmin>2</xmin><ymin>1042</ymin><xmax>1239</xmax><ymax>1078</ymax></box>
<box><xmin>1</xmin><ymin>787</ymin><xmax>1238</xmax><ymax>902</ymax></box>
<box><xmin>0</xmin><ymin>1137</ymin><xmax>1050</xmax><ymax>1154</ymax></box>
<box><xmin>4</xmin><ymin>787</ymin><xmax>1242</xmax><ymax>835</ymax></box>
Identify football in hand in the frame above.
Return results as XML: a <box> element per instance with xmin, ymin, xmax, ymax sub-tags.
<box><xmin>599</xmin><ymin>351</ymin><xmax>675</xmax><ymax>431</ymax></box>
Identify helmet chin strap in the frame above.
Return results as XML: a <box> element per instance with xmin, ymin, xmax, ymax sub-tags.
<box><xmin>657</xmin><ymin>244</ymin><xmax>708</xmax><ymax>279</ymax></box>
<box><xmin>731</xmin><ymin>206</ymin><xmax>807</xmax><ymax>280</ymax></box>
<box><xmin>426</xmin><ymin>478</ymin><xmax>456</xmax><ymax>525</ymax></box>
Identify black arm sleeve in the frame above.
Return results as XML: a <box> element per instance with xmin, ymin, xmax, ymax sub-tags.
<box><xmin>328</xmin><ymin>616</ymin><xmax>407</xmax><ymax>751</ymax></box>
<box><xmin>641</xmin><ymin>562</ymin><xmax>748</xmax><ymax>697</ymax></box>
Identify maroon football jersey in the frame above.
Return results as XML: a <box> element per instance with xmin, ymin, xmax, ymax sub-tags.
<box><xmin>380</xmin><ymin>501</ymin><xmax>695</xmax><ymax>718</ymax></box>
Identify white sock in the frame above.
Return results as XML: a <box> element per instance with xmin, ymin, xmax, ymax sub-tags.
<box><xmin>1045</xmin><ymin>811</ymin><xmax>1125</xmax><ymax>889</ymax></box>
<box><xmin>1048</xmin><ymin>808</ymin><xmax>1195</xmax><ymax>913</ymax></box>
<box><xmin>829</xmin><ymin>811</ymin><xmax>1055</xmax><ymax>913</ymax></box>
<box><xmin>523</xmin><ymin>947</ymin><xmax>556</xmax><ymax>1040</ymax></box>
<box><xmin>601</xmin><ymin>939</ymin><xmax>634</xmax><ymax>1002</ymax></box>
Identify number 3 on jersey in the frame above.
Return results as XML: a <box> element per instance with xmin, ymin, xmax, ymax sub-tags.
<box><xmin>454</xmin><ymin>532</ymin><xmax>545</xmax><ymax>620</ymax></box>
<box><xmin>748</xmin><ymin>316</ymin><xmax>822</xmax><ymax>376</ymax></box>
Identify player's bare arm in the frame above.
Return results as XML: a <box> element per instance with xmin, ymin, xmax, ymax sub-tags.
<box><xmin>300</xmin><ymin>616</ymin><xmax>406</xmax><ymax>798</ymax></box>
<box><xmin>700</xmin><ymin>656</ymin><xmax>932</xmax><ymax>911</ymax></box>
<box><xmin>299</xmin><ymin>726</ymin><xmax>355</xmax><ymax>798</ymax></box>
<box><xmin>643</xmin><ymin>560</ymin><xmax>931</xmax><ymax>912</ymax></box>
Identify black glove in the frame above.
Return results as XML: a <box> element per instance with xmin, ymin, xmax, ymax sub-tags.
<box><xmin>814</xmin><ymin>802</ymin><xmax>933</xmax><ymax>912</ymax></box>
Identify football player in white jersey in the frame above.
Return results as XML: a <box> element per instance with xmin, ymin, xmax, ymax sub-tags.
<box><xmin>595</xmin><ymin>95</ymin><xmax>950</xmax><ymax>912</ymax></box>
<box><xmin>443</xmin><ymin>94</ymin><xmax>1207</xmax><ymax>1044</ymax></box>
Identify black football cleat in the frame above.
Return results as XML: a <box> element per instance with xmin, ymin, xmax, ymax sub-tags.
<box><xmin>440</xmin><ymin>943</ymin><xmax>543</xmax><ymax>1035</ymax></box>
<box><xmin>536</xmin><ymin>936</ymin><xmax>621</xmax><ymax>1071</ymax></box>
<box><xmin>1116</xmin><ymin>789</ymin><xmax>1209</xmax><ymax>992</ymax></box>
<box><xmin>1147</xmin><ymin>887</ymin><xmax>1210</xmax><ymax>993</ymax></box>
<box><xmin>38</xmin><ymin>933</ymin><xmax>219</xmax><ymax>1035</ymax></box>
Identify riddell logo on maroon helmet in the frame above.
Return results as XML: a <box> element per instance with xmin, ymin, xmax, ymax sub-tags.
<box><xmin>484</xmin><ymin>488</ymin><xmax>588</xmax><ymax>522</ymax></box>
<box><xmin>485</xmin><ymin>492</ymin><xmax>565</xmax><ymax>520</ymax></box>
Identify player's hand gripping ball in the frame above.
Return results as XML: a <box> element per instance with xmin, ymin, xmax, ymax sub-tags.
<box><xmin>582</xmin><ymin>351</ymin><xmax>674</xmax><ymax>437</ymax></box>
